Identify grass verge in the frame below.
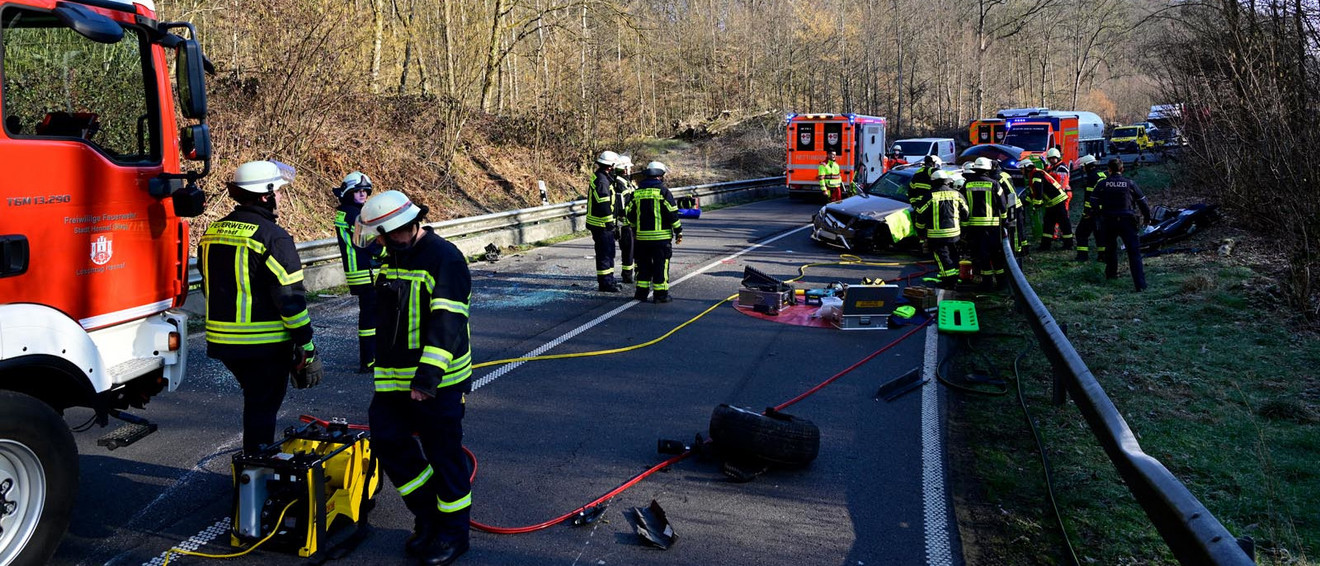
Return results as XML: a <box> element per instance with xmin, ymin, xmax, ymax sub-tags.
<box><xmin>951</xmin><ymin>163</ymin><xmax>1318</xmax><ymax>565</ymax></box>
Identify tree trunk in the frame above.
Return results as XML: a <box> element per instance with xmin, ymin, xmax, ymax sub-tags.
<box><xmin>370</xmin><ymin>0</ymin><xmax>383</xmax><ymax>94</ymax></box>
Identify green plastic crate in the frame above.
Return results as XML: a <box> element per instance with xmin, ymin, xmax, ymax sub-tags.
<box><xmin>937</xmin><ymin>300</ymin><xmax>979</xmax><ymax>333</ymax></box>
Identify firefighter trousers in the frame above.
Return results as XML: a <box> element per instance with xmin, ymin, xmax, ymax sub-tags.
<box><xmin>350</xmin><ymin>283</ymin><xmax>377</xmax><ymax>370</ymax></box>
<box><xmin>634</xmin><ymin>239</ymin><xmax>673</xmax><ymax>299</ymax></box>
<box><xmin>928</xmin><ymin>236</ymin><xmax>961</xmax><ymax>285</ymax></box>
<box><xmin>588</xmin><ymin>225</ymin><xmax>617</xmax><ymax>287</ymax></box>
<box><xmin>618</xmin><ymin>225</ymin><xmax>635</xmax><ymax>280</ymax></box>
<box><xmin>1099</xmin><ymin>216</ymin><xmax>1147</xmax><ymax>291</ymax></box>
<box><xmin>1039</xmin><ymin>203</ymin><xmax>1074</xmax><ymax>249</ymax></box>
<box><xmin>963</xmin><ymin>227</ymin><xmax>1002</xmax><ymax>281</ymax></box>
<box><xmin>369</xmin><ymin>388</ymin><xmax>471</xmax><ymax>545</ymax></box>
<box><xmin>220</xmin><ymin>356</ymin><xmax>290</xmax><ymax>454</ymax></box>
<box><xmin>1074</xmin><ymin>214</ymin><xmax>1104</xmax><ymax>257</ymax></box>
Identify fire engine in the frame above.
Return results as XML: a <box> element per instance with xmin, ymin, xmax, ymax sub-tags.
<box><xmin>0</xmin><ymin>0</ymin><xmax>211</xmax><ymax>563</ymax></box>
<box><xmin>785</xmin><ymin>113</ymin><xmax>888</xmax><ymax>199</ymax></box>
<box><xmin>996</xmin><ymin>108</ymin><xmax>1106</xmax><ymax>167</ymax></box>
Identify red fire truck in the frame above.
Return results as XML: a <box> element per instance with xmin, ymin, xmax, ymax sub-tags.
<box><xmin>0</xmin><ymin>0</ymin><xmax>211</xmax><ymax>563</ymax></box>
<box><xmin>785</xmin><ymin>113</ymin><xmax>888</xmax><ymax>199</ymax></box>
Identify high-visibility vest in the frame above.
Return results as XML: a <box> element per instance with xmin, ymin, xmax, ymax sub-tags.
<box><xmin>818</xmin><ymin>161</ymin><xmax>841</xmax><ymax>190</ymax></box>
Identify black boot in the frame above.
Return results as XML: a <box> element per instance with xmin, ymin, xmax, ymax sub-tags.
<box><xmin>418</xmin><ymin>537</ymin><xmax>469</xmax><ymax>566</ymax></box>
<box><xmin>1074</xmin><ymin>251</ymin><xmax>1089</xmax><ymax>261</ymax></box>
<box><xmin>597</xmin><ymin>275</ymin><xmax>620</xmax><ymax>292</ymax></box>
<box><xmin>622</xmin><ymin>270</ymin><xmax>634</xmax><ymax>284</ymax></box>
<box><xmin>634</xmin><ymin>288</ymin><xmax>650</xmax><ymax>301</ymax></box>
<box><xmin>405</xmin><ymin>520</ymin><xmax>435</xmax><ymax>557</ymax></box>
<box><xmin>1037</xmin><ymin>240</ymin><xmax>1052</xmax><ymax>252</ymax></box>
<box><xmin>654</xmin><ymin>291</ymin><xmax>672</xmax><ymax>303</ymax></box>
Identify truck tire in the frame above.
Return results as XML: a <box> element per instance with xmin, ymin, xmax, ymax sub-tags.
<box><xmin>708</xmin><ymin>404</ymin><xmax>819</xmax><ymax>466</ymax></box>
<box><xmin>0</xmin><ymin>391</ymin><xmax>77</xmax><ymax>566</ymax></box>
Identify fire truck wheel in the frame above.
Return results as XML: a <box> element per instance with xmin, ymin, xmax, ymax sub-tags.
<box><xmin>708</xmin><ymin>404</ymin><xmax>819</xmax><ymax>466</ymax></box>
<box><xmin>0</xmin><ymin>391</ymin><xmax>78</xmax><ymax>566</ymax></box>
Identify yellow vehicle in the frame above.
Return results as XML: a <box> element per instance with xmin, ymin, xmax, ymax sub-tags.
<box><xmin>1109</xmin><ymin>125</ymin><xmax>1152</xmax><ymax>153</ymax></box>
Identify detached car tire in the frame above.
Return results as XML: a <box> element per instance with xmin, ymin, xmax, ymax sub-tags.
<box><xmin>0</xmin><ymin>391</ymin><xmax>78</xmax><ymax>566</ymax></box>
<box><xmin>708</xmin><ymin>404</ymin><xmax>819</xmax><ymax>466</ymax></box>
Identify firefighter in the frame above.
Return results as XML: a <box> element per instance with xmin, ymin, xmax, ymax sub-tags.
<box><xmin>1024</xmin><ymin>158</ymin><xmax>1073</xmax><ymax>250</ymax></box>
<box><xmin>199</xmin><ymin>160</ymin><xmax>315</xmax><ymax>454</ymax></box>
<box><xmin>1072</xmin><ymin>154</ymin><xmax>1107</xmax><ymax>261</ymax></box>
<box><xmin>962</xmin><ymin>157</ymin><xmax>1007</xmax><ymax>289</ymax></box>
<box><xmin>993</xmin><ymin>160</ymin><xmax>1024</xmax><ymax>256</ymax></box>
<box><xmin>587</xmin><ymin>150</ymin><xmax>620</xmax><ymax>292</ymax></box>
<box><xmin>356</xmin><ymin>190</ymin><xmax>473</xmax><ymax>565</ymax></box>
<box><xmin>884</xmin><ymin>146</ymin><xmax>906</xmax><ymax>171</ymax></box>
<box><xmin>611</xmin><ymin>155</ymin><xmax>637</xmax><ymax>284</ymax></box>
<box><xmin>333</xmin><ymin>171</ymin><xmax>382</xmax><ymax>373</ymax></box>
<box><xmin>819</xmin><ymin>151</ymin><xmax>843</xmax><ymax>202</ymax></box>
<box><xmin>908</xmin><ymin>155</ymin><xmax>943</xmax><ymax>247</ymax></box>
<box><xmin>628</xmin><ymin>161</ymin><xmax>682</xmax><ymax>303</ymax></box>
<box><xmin>915</xmin><ymin>169</ymin><xmax>968</xmax><ymax>288</ymax></box>
<box><xmin>1093</xmin><ymin>158</ymin><xmax>1152</xmax><ymax>292</ymax></box>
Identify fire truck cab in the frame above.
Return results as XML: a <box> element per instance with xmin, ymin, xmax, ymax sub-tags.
<box><xmin>0</xmin><ymin>0</ymin><xmax>211</xmax><ymax>563</ymax></box>
<box><xmin>998</xmin><ymin>108</ymin><xmax>1082</xmax><ymax>167</ymax></box>
<box><xmin>785</xmin><ymin>113</ymin><xmax>888</xmax><ymax>199</ymax></box>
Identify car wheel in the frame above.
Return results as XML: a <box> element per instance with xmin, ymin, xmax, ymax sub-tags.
<box><xmin>0</xmin><ymin>391</ymin><xmax>78</xmax><ymax>566</ymax></box>
<box><xmin>708</xmin><ymin>404</ymin><xmax>819</xmax><ymax>466</ymax></box>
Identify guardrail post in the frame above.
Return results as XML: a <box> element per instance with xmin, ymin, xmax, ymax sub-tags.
<box><xmin>1052</xmin><ymin>322</ymin><xmax>1068</xmax><ymax>406</ymax></box>
<box><xmin>538</xmin><ymin>180</ymin><xmax>549</xmax><ymax>206</ymax></box>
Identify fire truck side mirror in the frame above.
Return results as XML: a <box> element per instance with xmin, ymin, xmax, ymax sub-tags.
<box><xmin>176</xmin><ymin>39</ymin><xmax>208</xmax><ymax>120</ymax></box>
<box><xmin>54</xmin><ymin>2</ymin><xmax>124</xmax><ymax>44</ymax></box>
<box><xmin>181</xmin><ymin>124</ymin><xmax>211</xmax><ymax>162</ymax></box>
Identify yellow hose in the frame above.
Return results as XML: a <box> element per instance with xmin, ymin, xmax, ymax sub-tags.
<box><xmin>161</xmin><ymin>500</ymin><xmax>297</xmax><ymax>565</ymax></box>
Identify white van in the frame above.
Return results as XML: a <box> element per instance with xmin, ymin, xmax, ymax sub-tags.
<box><xmin>892</xmin><ymin>138</ymin><xmax>957</xmax><ymax>165</ymax></box>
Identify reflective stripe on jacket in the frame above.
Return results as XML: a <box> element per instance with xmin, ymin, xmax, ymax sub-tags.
<box><xmin>200</xmin><ymin>205</ymin><xmax>312</xmax><ymax>358</ymax></box>
<box><xmin>586</xmin><ymin>168</ymin><xmax>615</xmax><ymax>228</ymax></box>
<box><xmin>628</xmin><ymin>178</ymin><xmax>681</xmax><ymax>241</ymax></box>
<box><xmin>373</xmin><ymin>228</ymin><xmax>473</xmax><ymax>394</ymax></box>
<box><xmin>962</xmin><ymin>175</ymin><xmax>1005</xmax><ymax>227</ymax></box>
<box><xmin>916</xmin><ymin>186</ymin><xmax>969</xmax><ymax>239</ymax></box>
<box><xmin>334</xmin><ymin>203</ymin><xmax>380</xmax><ymax>287</ymax></box>
<box><xmin>818</xmin><ymin>161</ymin><xmax>842</xmax><ymax>189</ymax></box>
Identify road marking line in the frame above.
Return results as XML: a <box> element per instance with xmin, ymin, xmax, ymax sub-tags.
<box><xmin>140</xmin><ymin>518</ymin><xmax>229</xmax><ymax>566</ymax></box>
<box><xmin>922</xmin><ymin>309</ymin><xmax>955</xmax><ymax>565</ymax></box>
<box><xmin>471</xmin><ymin>224</ymin><xmax>810</xmax><ymax>391</ymax></box>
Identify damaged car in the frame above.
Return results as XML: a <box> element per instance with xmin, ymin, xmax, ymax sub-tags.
<box><xmin>810</xmin><ymin>166</ymin><xmax>962</xmax><ymax>252</ymax></box>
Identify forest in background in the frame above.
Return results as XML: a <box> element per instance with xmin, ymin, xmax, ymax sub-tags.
<box><xmin>158</xmin><ymin>0</ymin><xmax>1162</xmax><ymax>240</ymax></box>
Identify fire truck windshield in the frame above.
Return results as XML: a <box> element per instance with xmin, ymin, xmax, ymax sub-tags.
<box><xmin>1002</xmin><ymin>125</ymin><xmax>1049</xmax><ymax>152</ymax></box>
<box><xmin>2</xmin><ymin>6</ymin><xmax>157</xmax><ymax>162</ymax></box>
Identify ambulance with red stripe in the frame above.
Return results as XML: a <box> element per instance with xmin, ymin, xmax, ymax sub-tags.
<box><xmin>785</xmin><ymin>113</ymin><xmax>888</xmax><ymax>199</ymax></box>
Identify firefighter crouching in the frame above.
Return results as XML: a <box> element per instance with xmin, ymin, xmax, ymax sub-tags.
<box><xmin>962</xmin><ymin>157</ymin><xmax>1008</xmax><ymax>290</ymax></box>
<box><xmin>356</xmin><ymin>190</ymin><xmax>473</xmax><ymax>565</ymax></box>
<box><xmin>587</xmin><ymin>151</ymin><xmax>621</xmax><ymax>292</ymax></box>
<box><xmin>819</xmin><ymin>151</ymin><xmax>843</xmax><ymax>202</ymax></box>
<box><xmin>199</xmin><ymin>160</ymin><xmax>318</xmax><ymax>455</ymax></box>
<box><xmin>915</xmin><ymin>169</ymin><xmax>969</xmax><ymax>288</ymax></box>
<box><xmin>611</xmin><ymin>155</ymin><xmax>637</xmax><ymax>284</ymax></box>
<box><xmin>1072</xmin><ymin>154</ymin><xmax>1107</xmax><ymax>261</ymax></box>
<box><xmin>628</xmin><ymin>161</ymin><xmax>682</xmax><ymax>303</ymax></box>
<box><xmin>333</xmin><ymin>171</ymin><xmax>382</xmax><ymax>373</ymax></box>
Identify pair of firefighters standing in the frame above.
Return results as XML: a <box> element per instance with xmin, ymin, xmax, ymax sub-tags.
<box><xmin>202</xmin><ymin>161</ymin><xmax>473</xmax><ymax>566</ymax></box>
<box><xmin>588</xmin><ymin>150</ymin><xmax>683</xmax><ymax>302</ymax></box>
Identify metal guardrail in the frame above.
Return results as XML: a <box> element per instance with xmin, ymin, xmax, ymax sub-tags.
<box><xmin>1000</xmin><ymin>238</ymin><xmax>1255</xmax><ymax>565</ymax></box>
<box><xmin>187</xmin><ymin>176</ymin><xmax>785</xmax><ymax>290</ymax></box>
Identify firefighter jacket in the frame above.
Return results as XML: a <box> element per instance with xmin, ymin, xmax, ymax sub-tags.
<box><xmin>373</xmin><ymin>228</ymin><xmax>472</xmax><ymax>395</ymax></box>
<box><xmin>818</xmin><ymin>160</ymin><xmax>842</xmax><ymax>192</ymax></box>
<box><xmin>1026</xmin><ymin>169</ymin><xmax>1067</xmax><ymax>207</ymax></box>
<box><xmin>200</xmin><ymin>205</ymin><xmax>312</xmax><ymax>359</ymax></box>
<box><xmin>334</xmin><ymin>201</ymin><xmax>382</xmax><ymax>287</ymax></box>
<box><xmin>586</xmin><ymin>167</ymin><xmax>615</xmax><ymax>228</ymax></box>
<box><xmin>612</xmin><ymin>174</ymin><xmax>636</xmax><ymax>227</ymax></box>
<box><xmin>908</xmin><ymin>166</ymin><xmax>934</xmax><ymax>227</ymax></box>
<box><xmin>1092</xmin><ymin>174</ymin><xmax>1152</xmax><ymax>220</ymax></box>
<box><xmin>916</xmin><ymin>184</ymin><xmax>969</xmax><ymax>239</ymax></box>
<box><xmin>628</xmin><ymin>177</ymin><xmax>681</xmax><ymax>241</ymax></box>
<box><xmin>962</xmin><ymin>172</ymin><xmax>1006</xmax><ymax>228</ymax></box>
<box><xmin>1079</xmin><ymin>170</ymin><xmax>1108</xmax><ymax>213</ymax></box>
<box><xmin>998</xmin><ymin>170</ymin><xmax>1021</xmax><ymax>211</ymax></box>
<box><xmin>1050</xmin><ymin>161</ymin><xmax>1071</xmax><ymax>189</ymax></box>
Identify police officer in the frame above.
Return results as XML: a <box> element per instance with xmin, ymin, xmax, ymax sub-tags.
<box><xmin>908</xmin><ymin>155</ymin><xmax>943</xmax><ymax>246</ymax></box>
<box><xmin>962</xmin><ymin>157</ymin><xmax>1007</xmax><ymax>289</ymax></box>
<box><xmin>1072</xmin><ymin>155</ymin><xmax>1107</xmax><ymax>261</ymax></box>
<box><xmin>819</xmin><ymin>151</ymin><xmax>843</xmax><ymax>202</ymax></box>
<box><xmin>356</xmin><ymin>190</ymin><xmax>473</xmax><ymax>565</ymax></box>
<box><xmin>628</xmin><ymin>161</ymin><xmax>682</xmax><ymax>303</ymax></box>
<box><xmin>1025</xmin><ymin>158</ymin><xmax>1073</xmax><ymax>250</ymax></box>
<box><xmin>1093</xmin><ymin>158</ymin><xmax>1152</xmax><ymax>292</ymax></box>
<box><xmin>199</xmin><ymin>160</ymin><xmax>315</xmax><ymax>454</ymax></box>
<box><xmin>915</xmin><ymin>169</ymin><xmax>968</xmax><ymax>288</ymax></box>
<box><xmin>587</xmin><ymin>151</ymin><xmax>620</xmax><ymax>292</ymax></box>
<box><xmin>611</xmin><ymin>155</ymin><xmax>637</xmax><ymax>284</ymax></box>
<box><xmin>333</xmin><ymin>171</ymin><xmax>382</xmax><ymax>373</ymax></box>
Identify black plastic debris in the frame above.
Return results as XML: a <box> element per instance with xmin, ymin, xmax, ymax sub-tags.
<box><xmin>630</xmin><ymin>500</ymin><xmax>677</xmax><ymax>550</ymax></box>
<box><xmin>571</xmin><ymin>502</ymin><xmax>609</xmax><ymax>526</ymax></box>
<box><xmin>483</xmin><ymin>243</ymin><xmax>501</xmax><ymax>262</ymax></box>
<box><xmin>1140</xmin><ymin>203</ymin><xmax>1218</xmax><ymax>252</ymax></box>
<box><xmin>876</xmin><ymin>367</ymin><xmax>925</xmax><ymax>402</ymax></box>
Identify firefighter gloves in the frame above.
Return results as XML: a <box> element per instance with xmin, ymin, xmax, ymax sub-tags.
<box><xmin>291</xmin><ymin>342</ymin><xmax>323</xmax><ymax>389</ymax></box>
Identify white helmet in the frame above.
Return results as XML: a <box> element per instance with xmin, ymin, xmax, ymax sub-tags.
<box><xmin>929</xmin><ymin>169</ymin><xmax>951</xmax><ymax>182</ymax></box>
<box><xmin>644</xmin><ymin>161</ymin><xmax>668</xmax><ymax>177</ymax></box>
<box><xmin>1078</xmin><ymin>154</ymin><xmax>1097</xmax><ymax>167</ymax></box>
<box><xmin>596</xmin><ymin>150</ymin><xmax>619</xmax><ymax>166</ymax></box>
<box><xmin>353</xmin><ymin>190</ymin><xmax>427</xmax><ymax>248</ymax></box>
<box><xmin>952</xmin><ymin>175</ymin><xmax>967</xmax><ymax>190</ymax></box>
<box><xmin>924</xmin><ymin>155</ymin><xmax>944</xmax><ymax>167</ymax></box>
<box><xmin>972</xmin><ymin>157</ymin><xmax>994</xmax><ymax>171</ymax></box>
<box><xmin>1046</xmin><ymin>148</ymin><xmax>1062</xmax><ymax>160</ymax></box>
<box><xmin>962</xmin><ymin>161</ymin><xmax>976</xmax><ymax>173</ymax></box>
<box><xmin>230</xmin><ymin>160</ymin><xmax>288</xmax><ymax>194</ymax></box>
<box><xmin>613</xmin><ymin>155</ymin><xmax>633</xmax><ymax>171</ymax></box>
<box><xmin>335</xmin><ymin>170</ymin><xmax>373</xmax><ymax>199</ymax></box>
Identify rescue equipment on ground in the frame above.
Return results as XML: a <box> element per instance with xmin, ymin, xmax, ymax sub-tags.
<box><xmin>937</xmin><ymin>300</ymin><xmax>980</xmax><ymax>334</ymax></box>
<box><xmin>676</xmin><ymin>196</ymin><xmax>701</xmax><ymax>218</ymax></box>
<box><xmin>832</xmin><ymin>284</ymin><xmax>902</xmax><ymax>330</ymax></box>
<box><xmin>737</xmin><ymin>265</ymin><xmax>796</xmax><ymax>315</ymax></box>
<box><xmin>230</xmin><ymin>418</ymin><xmax>380</xmax><ymax>559</ymax></box>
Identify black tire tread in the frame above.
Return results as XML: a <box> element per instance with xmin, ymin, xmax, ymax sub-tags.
<box><xmin>708</xmin><ymin>404</ymin><xmax>819</xmax><ymax>466</ymax></box>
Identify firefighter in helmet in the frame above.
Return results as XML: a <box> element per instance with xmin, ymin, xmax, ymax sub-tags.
<box><xmin>333</xmin><ymin>171</ymin><xmax>382</xmax><ymax>373</ymax></box>
<box><xmin>628</xmin><ymin>161</ymin><xmax>682</xmax><ymax>303</ymax></box>
<box><xmin>961</xmin><ymin>157</ymin><xmax>1008</xmax><ymax>289</ymax></box>
<box><xmin>356</xmin><ymin>189</ymin><xmax>472</xmax><ymax>565</ymax></box>
<box><xmin>914</xmin><ymin>168</ymin><xmax>968</xmax><ymax>288</ymax></box>
<box><xmin>199</xmin><ymin>160</ymin><xmax>317</xmax><ymax>454</ymax></box>
<box><xmin>587</xmin><ymin>151</ymin><xmax>620</xmax><ymax>292</ymax></box>
<box><xmin>1073</xmin><ymin>154</ymin><xmax>1107</xmax><ymax>261</ymax></box>
<box><xmin>611</xmin><ymin>155</ymin><xmax>637</xmax><ymax>284</ymax></box>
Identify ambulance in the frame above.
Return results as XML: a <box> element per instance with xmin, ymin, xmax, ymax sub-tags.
<box><xmin>785</xmin><ymin>113</ymin><xmax>888</xmax><ymax>199</ymax></box>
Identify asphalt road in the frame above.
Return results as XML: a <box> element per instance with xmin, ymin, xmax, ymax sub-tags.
<box><xmin>53</xmin><ymin>196</ymin><xmax>963</xmax><ymax>566</ymax></box>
